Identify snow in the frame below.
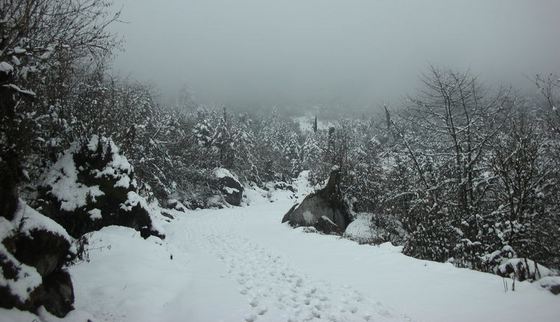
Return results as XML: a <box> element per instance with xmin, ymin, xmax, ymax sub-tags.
<box><xmin>0</xmin><ymin>308</ymin><xmax>40</xmax><ymax>322</ymax></box>
<box><xmin>2</xmin><ymin>83</ymin><xmax>36</xmax><ymax>96</ymax></box>
<box><xmin>214</xmin><ymin>167</ymin><xmax>237</xmax><ymax>180</ymax></box>
<box><xmin>0</xmin><ymin>61</ymin><xmax>13</xmax><ymax>73</ymax></box>
<box><xmin>86</xmin><ymin>134</ymin><xmax>99</xmax><ymax>151</ymax></box>
<box><xmin>12</xmin><ymin>200</ymin><xmax>73</xmax><ymax>242</ymax></box>
<box><xmin>114</xmin><ymin>175</ymin><xmax>131</xmax><ymax>188</ymax></box>
<box><xmin>119</xmin><ymin>192</ymin><xmax>166</xmax><ymax>235</ymax></box>
<box><xmin>320</xmin><ymin>215</ymin><xmax>335</xmax><ymax>225</ymax></box>
<box><xmin>498</xmin><ymin>258</ymin><xmax>554</xmax><ymax>279</ymax></box>
<box><xmin>0</xmin><ymin>247</ymin><xmax>42</xmax><ymax>304</ymax></box>
<box><xmin>13</xmin><ymin>47</ymin><xmax>26</xmax><ymax>54</ymax></box>
<box><xmin>88</xmin><ymin>208</ymin><xmax>102</xmax><ymax>220</ymax></box>
<box><xmin>0</xmin><ymin>217</ymin><xmax>42</xmax><ymax>305</ymax></box>
<box><xmin>89</xmin><ymin>136</ymin><xmax>133</xmax><ymax>181</ymax></box>
<box><xmin>537</xmin><ymin>276</ymin><xmax>560</xmax><ymax>292</ymax></box>
<box><xmin>4</xmin><ymin>190</ymin><xmax>559</xmax><ymax>322</ymax></box>
<box><xmin>223</xmin><ymin>186</ymin><xmax>240</xmax><ymax>194</ymax></box>
<box><xmin>43</xmin><ymin>147</ymin><xmax>105</xmax><ymax>211</ymax></box>
<box><xmin>0</xmin><ymin>200</ymin><xmax>72</xmax><ymax>308</ymax></box>
<box><xmin>292</xmin><ymin>114</ymin><xmax>331</xmax><ymax>132</ymax></box>
<box><xmin>343</xmin><ymin>213</ymin><xmax>376</xmax><ymax>244</ymax></box>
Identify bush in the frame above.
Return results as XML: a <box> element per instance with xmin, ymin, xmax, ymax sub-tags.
<box><xmin>38</xmin><ymin>135</ymin><xmax>163</xmax><ymax>239</ymax></box>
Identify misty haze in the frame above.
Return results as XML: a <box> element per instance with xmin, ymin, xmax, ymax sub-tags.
<box><xmin>1</xmin><ymin>1</ymin><xmax>559</xmax><ymax>322</ymax></box>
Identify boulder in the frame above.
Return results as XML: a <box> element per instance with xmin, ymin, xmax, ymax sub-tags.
<box><xmin>38</xmin><ymin>135</ymin><xmax>164</xmax><ymax>239</ymax></box>
<box><xmin>0</xmin><ymin>250</ymin><xmax>42</xmax><ymax>313</ymax></box>
<box><xmin>282</xmin><ymin>169</ymin><xmax>351</xmax><ymax>235</ymax></box>
<box><xmin>40</xmin><ymin>270</ymin><xmax>74</xmax><ymax>317</ymax></box>
<box><xmin>0</xmin><ymin>201</ymin><xmax>75</xmax><ymax>317</ymax></box>
<box><xmin>213</xmin><ymin>168</ymin><xmax>243</xmax><ymax>206</ymax></box>
<box><xmin>538</xmin><ymin>276</ymin><xmax>560</xmax><ymax>295</ymax></box>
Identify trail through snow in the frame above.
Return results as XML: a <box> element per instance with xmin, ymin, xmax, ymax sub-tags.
<box><xmin>175</xmin><ymin>209</ymin><xmax>405</xmax><ymax>322</ymax></box>
<box><xmin>2</xmin><ymin>190</ymin><xmax>558</xmax><ymax>322</ymax></box>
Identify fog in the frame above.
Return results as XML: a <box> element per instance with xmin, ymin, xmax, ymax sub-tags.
<box><xmin>111</xmin><ymin>0</ymin><xmax>560</xmax><ymax>112</ymax></box>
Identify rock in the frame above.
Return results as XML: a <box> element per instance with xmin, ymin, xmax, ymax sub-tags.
<box><xmin>213</xmin><ymin>168</ymin><xmax>243</xmax><ymax>206</ymax></box>
<box><xmin>282</xmin><ymin>169</ymin><xmax>351</xmax><ymax>235</ymax></box>
<box><xmin>40</xmin><ymin>270</ymin><xmax>74</xmax><ymax>317</ymax></box>
<box><xmin>0</xmin><ymin>201</ymin><xmax>75</xmax><ymax>317</ymax></box>
<box><xmin>0</xmin><ymin>250</ymin><xmax>41</xmax><ymax>313</ymax></box>
<box><xmin>38</xmin><ymin>135</ymin><xmax>163</xmax><ymax>239</ymax></box>
<box><xmin>537</xmin><ymin>276</ymin><xmax>560</xmax><ymax>295</ymax></box>
<box><xmin>5</xmin><ymin>228</ymin><xmax>71</xmax><ymax>276</ymax></box>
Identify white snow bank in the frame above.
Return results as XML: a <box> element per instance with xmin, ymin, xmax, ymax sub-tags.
<box><xmin>343</xmin><ymin>213</ymin><xmax>377</xmax><ymax>244</ymax></box>
<box><xmin>67</xmin><ymin>226</ymin><xmax>194</xmax><ymax>322</ymax></box>
<box><xmin>537</xmin><ymin>276</ymin><xmax>560</xmax><ymax>293</ymax></box>
<box><xmin>214</xmin><ymin>167</ymin><xmax>237</xmax><ymax>180</ymax></box>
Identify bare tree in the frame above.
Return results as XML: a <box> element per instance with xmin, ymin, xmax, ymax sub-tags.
<box><xmin>0</xmin><ymin>0</ymin><xmax>120</xmax><ymax>218</ymax></box>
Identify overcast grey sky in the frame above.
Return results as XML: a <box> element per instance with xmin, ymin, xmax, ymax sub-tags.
<box><xmin>111</xmin><ymin>0</ymin><xmax>560</xmax><ymax>110</ymax></box>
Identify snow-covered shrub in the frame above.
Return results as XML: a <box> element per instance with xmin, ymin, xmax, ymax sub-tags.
<box><xmin>403</xmin><ymin>204</ymin><xmax>461</xmax><ymax>263</ymax></box>
<box><xmin>1</xmin><ymin>200</ymin><xmax>75</xmax><ymax>317</ymax></box>
<box><xmin>480</xmin><ymin>245</ymin><xmax>517</xmax><ymax>273</ymax></box>
<box><xmin>38</xmin><ymin>135</ymin><xmax>164</xmax><ymax>239</ymax></box>
<box><xmin>496</xmin><ymin>258</ymin><xmax>554</xmax><ymax>282</ymax></box>
<box><xmin>344</xmin><ymin>213</ymin><xmax>407</xmax><ymax>245</ymax></box>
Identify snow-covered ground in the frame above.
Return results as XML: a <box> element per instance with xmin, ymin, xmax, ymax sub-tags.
<box><xmin>2</xmin><ymin>189</ymin><xmax>558</xmax><ymax>322</ymax></box>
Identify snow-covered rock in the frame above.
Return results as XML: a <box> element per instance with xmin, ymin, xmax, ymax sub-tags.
<box><xmin>282</xmin><ymin>169</ymin><xmax>351</xmax><ymax>234</ymax></box>
<box><xmin>1</xmin><ymin>200</ymin><xmax>75</xmax><ymax>317</ymax></box>
<box><xmin>537</xmin><ymin>276</ymin><xmax>560</xmax><ymax>295</ymax></box>
<box><xmin>212</xmin><ymin>167</ymin><xmax>243</xmax><ymax>206</ymax></box>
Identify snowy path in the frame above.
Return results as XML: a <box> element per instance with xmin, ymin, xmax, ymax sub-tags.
<box><xmin>161</xmin><ymin>197</ymin><xmax>558</xmax><ymax>322</ymax></box>
<box><xmin>172</xmin><ymin>213</ymin><xmax>406</xmax><ymax>322</ymax></box>
<box><xmin>8</xmin><ymin>193</ymin><xmax>556</xmax><ymax>322</ymax></box>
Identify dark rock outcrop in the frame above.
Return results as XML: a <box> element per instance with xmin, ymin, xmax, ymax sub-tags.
<box><xmin>1</xmin><ymin>201</ymin><xmax>75</xmax><ymax>317</ymax></box>
<box><xmin>5</xmin><ymin>228</ymin><xmax>71</xmax><ymax>277</ymax></box>
<box><xmin>212</xmin><ymin>168</ymin><xmax>244</xmax><ymax>206</ymax></box>
<box><xmin>282</xmin><ymin>169</ymin><xmax>352</xmax><ymax>234</ymax></box>
<box><xmin>38</xmin><ymin>135</ymin><xmax>163</xmax><ymax>239</ymax></box>
<box><xmin>40</xmin><ymin>270</ymin><xmax>75</xmax><ymax>317</ymax></box>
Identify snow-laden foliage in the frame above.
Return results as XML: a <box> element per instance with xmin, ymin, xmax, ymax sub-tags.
<box><xmin>38</xmin><ymin>136</ymin><xmax>164</xmax><ymax>239</ymax></box>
